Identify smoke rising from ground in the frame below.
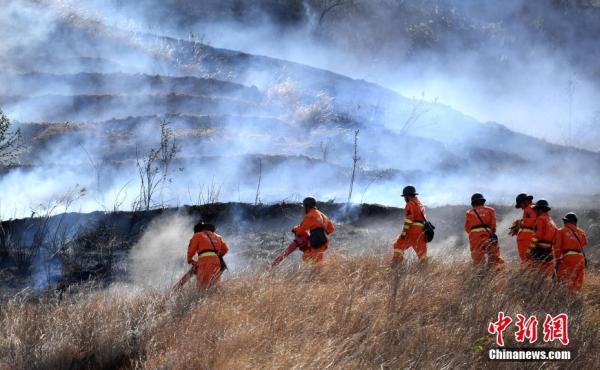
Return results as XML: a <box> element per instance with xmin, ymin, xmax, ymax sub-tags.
<box><xmin>129</xmin><ymin>213</ymin><xmax>193</xmax><ymax>288</ymax></box>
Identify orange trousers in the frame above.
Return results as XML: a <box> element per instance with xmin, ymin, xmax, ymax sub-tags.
<box><xmin>302</xmin><ymin>245</ymin><xmax>327</xmax><ymax>264</ymax></box>
<box><xmin>393</xmin><ymin>230</ymin><xmax>427</xmax><ymax>263</ymax></box>
<box><xmin>295</xmin><ymin>235</ymin><xmax>327</xmax><ymax>264</ymax></box>
<box><xmin>516</xmin><ymin>234</ymin><xmax>534</xmax><ymax>264</ymax></box>
<box><xmin>469</xmin><ymin>232</ymin><xmax>504</xmax><ymax>266</ymax></box>
<box><xmin>556</xmin><ymin>254</ymin><xmax>585</xmax><ymax>291</ymax></box>
<box><xmin>195</xmin><ymin>257</ymin><xmax>221</xmax><ymax>291</ymax></box>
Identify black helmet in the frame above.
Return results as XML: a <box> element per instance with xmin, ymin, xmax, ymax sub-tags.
<box><xmin>471</xmin><ymin>193</ymin><xmax>486</xmax><ymax>205</ymax></box>
<box><xmin>402</xmin><ymin>185</ymin><xmax>418</xmax><ymax>197</ymax></box>
<box><xmin>194</xmin><ymin>222</ymin><xmax>215</xmax><ymax>233</ymax></box>
<box><xmin>562</xmin><ymin>212</ymin><xmax>578</xmax><ymax>224</ymax></box>
<box><xmin>515</xmin><ymin>193</ymin><xmax>534</xmax><ymax>208</ymax></box>
<box><xmin>302</xmin><ymin>196</ymin><xmax>317</xmax><ymax>208</ymax></box>
<box><xmin>533</xmin><ymin>199</ymin><xmax>551</xmax><ymax>211</ymax></box>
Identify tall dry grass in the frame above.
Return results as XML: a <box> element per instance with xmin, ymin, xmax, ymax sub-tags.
<box><xmin>1</xmin><ymin>257</ymin><xmax>599</xmax><ymax>369</ymax></box>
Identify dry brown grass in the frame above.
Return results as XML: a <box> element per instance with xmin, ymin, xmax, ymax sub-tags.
<box><xmin>1</xmin><ymin>257</ymin><xmax>599</xmax><ymax>369</ymax></box>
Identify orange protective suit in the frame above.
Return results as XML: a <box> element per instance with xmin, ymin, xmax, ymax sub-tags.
<box><xmin>187</xmin><ymin>231</ymin><xmax>229</xmax><ymax>290</ymax></box>
<box><xmin>553</xmin><ymin>224</ymin><xmax>587</xmax><ymax>291</ymax></box>
<box><xmin>527</xmin><ymin>213</ymin><xmax>557</xmax><ymax>275</ymax></box>
<box><xmin>464</xmin><ymin>205</ymin><xmax>504</xmax><ymax>266</ymax></box>
<box><xmin>292</xmin><ymin>208</ymin><xmax>335</xmax><ymax>264</ymax></box>
<box><xmin>516</xmin><ymin>204</ymin><xmax>537</xmax><ymax>263</ymax></box>
<box><xmin>393</xmin><ymin>197</ymin><xmax>427</xmax><ymax>263</ymax></box>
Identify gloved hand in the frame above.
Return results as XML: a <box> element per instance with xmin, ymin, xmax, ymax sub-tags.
<box><xmin>508</xmin><ymin>220</ymin><xmax>520</xmax><ymax>236</ymax></box>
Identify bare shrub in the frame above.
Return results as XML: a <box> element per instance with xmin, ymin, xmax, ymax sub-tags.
<box><xmin>266</xmin><ymin>80</ymin><xmax>301</xmax><ymax>105</ymax></box>
<box><xmin>0</xmin><ymin>109</ymin><xmax>24</xmax><ymax>166</ymax></box>
<box><xmin>134</xmin><ymin>119</ymin><xmax>180</xmax><ymax>211</ymax></box>
<box><xmin>187</xmin><ymin>178</ymin><xmax>223</xmax><ymax>205</ymax></box>
<box><xmin>61</xmin><ymin>223</ymin><xmax>120</xmax><ymax>282</ymax></box>
<box><xmin>29</xmin><ymin>186</ymin><xmax>87</xmax><ymax>284</ymax></box>
<box><xmin>294</xmin><ymin>92</ymin><xmax>334</xmax><ymax>125</ymax></box>
<box><xmin>2</xmin><ymin>233</ymin><xmax>38</xmax><ymax>276</ymax></box>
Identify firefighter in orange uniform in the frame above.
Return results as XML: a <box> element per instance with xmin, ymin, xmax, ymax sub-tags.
<box><xmin>510</xmin><ymin>193</ymin><xmax>537</xmax><ymax>264</ymax></box>
<box><xmin>393</xmin><ymin>185</ymin><xmax>428</xmax><ymax>263</ymax></box>
<box><xmin>270</xmin><ymin>197</ymin><xmax>335</xmax><ymax>268</ymax></box>
<box><xmin>553</xmin><ymin>213</ymin><xmax>588</xmax><ymax>291</ymax></box>
<box><xmin>464</xmin><ymin>193</ymin><xmax>504</xmax><ymax>266</ymax></box>
<box><xmin>526</xmin><ymin>199</ymin><xmax>557</xmax><ymax>275</ymax></box>
<box><xmin>187</xmin><ymin>222</ymin><xmax>228</xmax><ymax>291</ymax></box>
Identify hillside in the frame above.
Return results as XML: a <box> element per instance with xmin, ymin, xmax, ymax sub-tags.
<box><xmin>2</xmin><ymin>1</ymin><xmax>600</xmax><ymax>219</ymax></box>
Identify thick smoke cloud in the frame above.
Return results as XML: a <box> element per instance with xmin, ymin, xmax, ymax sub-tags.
<box><xmin>1</xmin><ymin>0</ymin><xmax>600</xmax><ymax>222</ymax></box>
<box><xmin>87</xmin><ymin>0</ymin><xmax>600</xmax><ymax>149</ymax></box>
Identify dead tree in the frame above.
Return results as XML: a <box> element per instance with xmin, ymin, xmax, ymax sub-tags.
<box><xmin>347</xmin><ymin>129</ymin><xmax>360</xmax><ymax>203</ymax></box>
<box><xmin>398</xmin><ymin>94</ymin><xmax>431</xmax><ymax>136</ymax></box>
<box><xmin>0</xmin><ymin>109</ymin><xmax>24</xmax><ymax>166</ymax></box>
<box><xmin>255</xmin><ymin>158</ymin><xmax>263</xmax><ymax>205</ymax></box>
<box><xmin>320</xmin><ymin>139</ymin><xmax>333</xmax><ymax>162</ymax></box>
<box><xmin>135</xmin><ymin>119</ymin><xmax>179</xmax><ymax>211</ymax></box>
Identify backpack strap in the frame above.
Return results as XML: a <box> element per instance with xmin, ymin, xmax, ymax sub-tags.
<box><xmin>414</xmin><ymin>200</ymin><xmax>428</xmax><ymax>223</ymax></box>
<box><xmin>565</xmin><ymin>227</ymin><xmax>583</xmax><ymax>248</ymax></box>
<box><xmin>472</xmin><ymin>207</ymin><xmax>493</xmax><ymax>238</ymax></box>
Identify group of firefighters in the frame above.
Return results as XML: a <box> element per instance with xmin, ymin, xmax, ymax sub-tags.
<box><xmin>183</xmin><ymin>186</ymin><xmax>590</xmax><ymax>292</ymax></box>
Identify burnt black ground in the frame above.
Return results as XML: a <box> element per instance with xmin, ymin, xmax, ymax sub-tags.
<box><xmin>1</xmin><ymin>202</ymin><xmax>598</xmax><ymax>296</ymax></box>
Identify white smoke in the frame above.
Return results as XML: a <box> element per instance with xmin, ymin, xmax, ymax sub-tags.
<box><xmin>129</xmin><ymin>213</ymin><xmax>193</xmax><ymax>288</ymax></box>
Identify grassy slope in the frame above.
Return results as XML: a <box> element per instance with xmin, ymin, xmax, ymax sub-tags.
<box><xmin>1</xmin><ymin>257</ymin><xmax>599</xmax><ymax>369</ymax></box>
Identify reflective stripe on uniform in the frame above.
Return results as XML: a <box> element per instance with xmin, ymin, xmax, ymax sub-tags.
<box><xmin>519</xmin><ymin>228</ymin><xmax>535</xmax><ymax>233</ymax></box>
<box><xmin>393</xmin><ymin>248</ymin><xmax>404</xmax><ymax>255</ymax></box>
<box><xmin>537</xmin><ymin>242</ymin><xmax>552</xmax><ymax>248</ymax></box>
<box><xmin>412</xmin><ymin>222</ymin><xmax>425</xmax><ymax>228</ymax></box>
<box><xmin>563</xmin><ymin>250</ymin><xmax>583</xmax><ymax>256</ymax></box>
<box><xmin>198</xmin><ymin>251</ymin><xmax>218</xmax><ymax>258</ymax></box>
<box><xmin>470</xmin><ymin>227</ymin><xmax>487</xmax><ymax>233</ymax></box>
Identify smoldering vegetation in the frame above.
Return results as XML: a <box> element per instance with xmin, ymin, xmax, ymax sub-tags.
<box><xmin>1</xmin><ymin>202</ymin><xmax>599</xmax><ymax>295</ymax></box>
<box><xmin>1</xmin><ymin>258</ymin><xmax>599</xmax><ymax>369</ymax></box>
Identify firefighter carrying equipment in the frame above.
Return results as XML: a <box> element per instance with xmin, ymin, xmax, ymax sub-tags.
<box><xmin>553</xmin><ymin>223</ymin><xmax>588</xmax><ymax>290</ymax></box>
<box><xmin>527</xmin><ymin>211</ymin><xmax>557</xmax><ymax>275</ymax></box>
<box><xmin>187</xmin><ymin>230</ymin><xmax>229</xmax><ymax>290</ymax></box>
<box><xmin>514</xmin><ymin>203</ymin><xmax>537</xmax><ymax>263</ymax></box>
<box><xmin>394</xmin><ymin>196</ymin><xmax>429</xmax><ymax>263</ymax></box>
<box><xmin>293</xmin><ymin>208</ymin><xmax>335</xmax><ymax>243</ymax></box>
<box><xmin>465</xmin><ymin>204</ymin><xmax>503</xmax><ymax>266</ymax></box>
<box><xmin>281</xmin><ymin>207</ymin><xmax>335</xmax><ymax>265</ymax></box>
